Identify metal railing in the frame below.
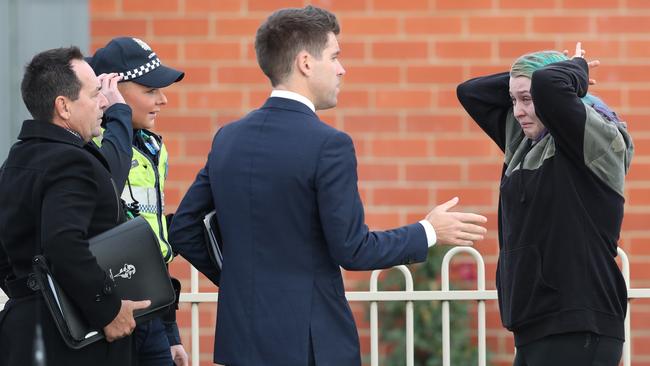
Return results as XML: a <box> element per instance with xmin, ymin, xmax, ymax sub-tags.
<box><xmin>0</xmin><ymin>247</ymin><xmax>645</xmax><ymax>366</ymax></box>
<box><xmin>178</xmin><ymin>247</ymin><xmax>645</xmax><ymax>366</ymax></box>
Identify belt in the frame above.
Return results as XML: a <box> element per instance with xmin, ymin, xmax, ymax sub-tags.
<box><xmin>4</xmin><ymin>274</ymin><xmax>39</xmax><ymax>299</ymax></box>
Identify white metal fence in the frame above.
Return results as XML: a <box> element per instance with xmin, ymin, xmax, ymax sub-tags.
<box><xmin>179</xmin><ymin>247</ymin><xmax>644</xmax><ymax>366</ymax></box>
<box><xmin>0</xmin><ymin>247</ymin><xmax>645</xmax><ymax>365</ymax></box>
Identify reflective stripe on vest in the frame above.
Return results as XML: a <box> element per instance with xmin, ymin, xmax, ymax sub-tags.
<box><xmin>122</xmin><ymin>187</ymin><xmax>164</xmax><ymax>214</ymax></box>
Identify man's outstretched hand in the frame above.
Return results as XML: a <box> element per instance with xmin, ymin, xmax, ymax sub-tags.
<box><xmin>426</xmin><ymin>197</ymin><xmax>488</xmax><ymax>246</ymax></box>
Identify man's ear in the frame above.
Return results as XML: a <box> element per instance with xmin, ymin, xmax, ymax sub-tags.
<box><xmin>295</xmin><ymin>50</ymin><xmax>312</xmax><ymax>77</ymax></box>
<box><xmin>54</xmin><ymin>96</ymin><xmax>70</xmax><ymax>121</ymax></box>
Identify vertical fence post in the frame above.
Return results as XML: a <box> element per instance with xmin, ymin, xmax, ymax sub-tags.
<box><xmin>369</xmin><ymin>265</ymin><xmax>414</xmax><ymax>366</ymax></box>
<box><xmin>190</xmin><ymin>266</ymin><xmax>200</xmax><ymax>366</ymax></box>
<box><xmin>618</xmin><ymin>248</ymin><xmax>631</xmax><ymax>366</ymax></box>
<box><xmin>441</xmin><ymin>247</ymin><xmax>487</xmax><ymax>366</ymax></box>
<box><xmin>370</xmin><ymin>270</ymin><xmax>380</xmax><ymax>366</ymax></box>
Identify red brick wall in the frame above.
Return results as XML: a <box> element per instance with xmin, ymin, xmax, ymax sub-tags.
<box><xmin>90</xmin><ymin>1</ymin><xmax>650</xmax><ymax>365</ymax></box>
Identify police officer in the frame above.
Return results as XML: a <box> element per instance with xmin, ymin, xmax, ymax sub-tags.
<box><xmin>87</xmin><ymin>37</ymin><xmax>188</xmax><ymax>366</ymax></box>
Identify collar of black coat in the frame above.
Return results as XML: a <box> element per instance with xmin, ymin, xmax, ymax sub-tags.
<box><xmin>18</xmin><ymin>120</ymin><xmax>85</xmax><ymax>147</ymax></box>
<box><xmin>18</xmin><ymin>120</ymin><xmax>112</xmax><ymax>172</ymax></box>
<box><xmin>263</xmin><ymin>97</ymin><xmax>318</xmax><ymax>117</ymax></box>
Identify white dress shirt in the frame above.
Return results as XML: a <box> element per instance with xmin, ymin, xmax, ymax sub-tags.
<box><xmin>270</xmin><ymin>90</ymin><xmax>315</xmax><ymax>112</ymax></box>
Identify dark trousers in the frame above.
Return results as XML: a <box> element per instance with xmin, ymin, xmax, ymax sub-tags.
<box><xmin>513</xmin><ymin>332</ymin><xmax>623</xmax><ymax>366</ymax></box>
<box><xmin>135</xmin><ymin>317</ymin><xmax>174</xmax><ymax>366</ymax></box>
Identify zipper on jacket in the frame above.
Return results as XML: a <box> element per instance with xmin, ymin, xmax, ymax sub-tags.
<box><xmin>518</xmin><ymin>139</ymin><xmax>534</xmax><ymax>203</ymax></box>
<box><xmin>133</xmin><ymin>145</ymin><xmax>173</xmax><ymax>262</ymax></box>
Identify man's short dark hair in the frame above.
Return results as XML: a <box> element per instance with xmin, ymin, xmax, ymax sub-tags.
<box><xmin>21</xmin><ymin>46</ymin><xmax>84</xmax><ymax>121</ymax></box>
<box><xmin>255</xmin><ymin>5</ymin><xmax>340</xmax><ymax>87</ymax></box>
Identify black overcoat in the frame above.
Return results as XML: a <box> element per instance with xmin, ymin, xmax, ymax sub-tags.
<box><xmin>0</xmin><ymin>120</ymin><xmax>135</xmax><ymax>365</ymax></box>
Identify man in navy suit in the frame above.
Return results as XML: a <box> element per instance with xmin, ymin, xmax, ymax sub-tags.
<box><xmin>169</xmin><ymin>5</ymin><xmax>488</xmax><ymax>366</ymax></box>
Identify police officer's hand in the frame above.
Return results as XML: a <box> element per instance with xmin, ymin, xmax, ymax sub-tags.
<box><xmin>103</xmin><ymin>299</ymin><xmax>151</xmax><ymax>342</ymax></box>
<box><xmin>98</xmin><ymin>73</ymin><xmax>125</xmax><ymax>108</ymax></box>
<box><xmin>170</xmin><ymin>344</ymin><xmax>189</xmax><ymax>366</ymax></box>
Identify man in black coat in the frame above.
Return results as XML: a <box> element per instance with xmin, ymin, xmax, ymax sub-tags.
<box><xmin>0</xmin><ymin>46</ymin><xmax>150</xmax><ymax>366</ymax></box>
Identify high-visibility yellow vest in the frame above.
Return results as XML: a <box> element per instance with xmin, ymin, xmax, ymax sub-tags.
<box><xmin>94</xmin><ymin>130</ymin><xmax>173</xmax><ymax>263</ymax></box>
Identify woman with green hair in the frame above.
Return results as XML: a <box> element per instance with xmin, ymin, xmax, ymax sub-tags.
<box><xmin>457</xmin><ymin>43</ymin><xmax>633</xmax><ymax>365</ymax></box>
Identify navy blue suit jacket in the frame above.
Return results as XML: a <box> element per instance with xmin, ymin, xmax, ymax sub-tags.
<box><xmin>169</xmin><ymin>97</ymin><xmax>428</xmax><ymax>366</ymax></box>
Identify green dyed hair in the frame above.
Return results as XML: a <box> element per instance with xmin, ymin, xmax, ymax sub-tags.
<box><xmin>510</xmin><ymin>50</ymin><xmax>622</xmax><ymax>124</ymax></box>
<box><xmin>510</xmin><ymin>50</ymin><xmax>568</xmax><ymax>78</ymax></box>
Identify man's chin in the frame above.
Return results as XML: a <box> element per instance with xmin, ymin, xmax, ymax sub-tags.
<box><xmin>315</xmin><ymin>100</ymin><xmax>337</xmax><ymax>111</ymax></box>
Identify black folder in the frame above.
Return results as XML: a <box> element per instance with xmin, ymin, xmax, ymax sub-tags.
<box><xmin>32</xmin><ymin>217</ymin><xmax>175</xmax><ymax>349</ymax></box>
<box><xmin>203</xmin><ymin>210</ymin><xmax>223</xmax><ymax>270</ymax></box>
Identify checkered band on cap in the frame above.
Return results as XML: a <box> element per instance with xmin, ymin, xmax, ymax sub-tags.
<box><xmin>119</xmin><ymin>58</ymin><xmax>161</xmax><ymax>81</ymax></box>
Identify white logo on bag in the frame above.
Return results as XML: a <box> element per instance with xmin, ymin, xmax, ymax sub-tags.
<box><xmin>110</xmin><ymin>264</ymin><xmax>136</xmax><ymax>280</ymax></box>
